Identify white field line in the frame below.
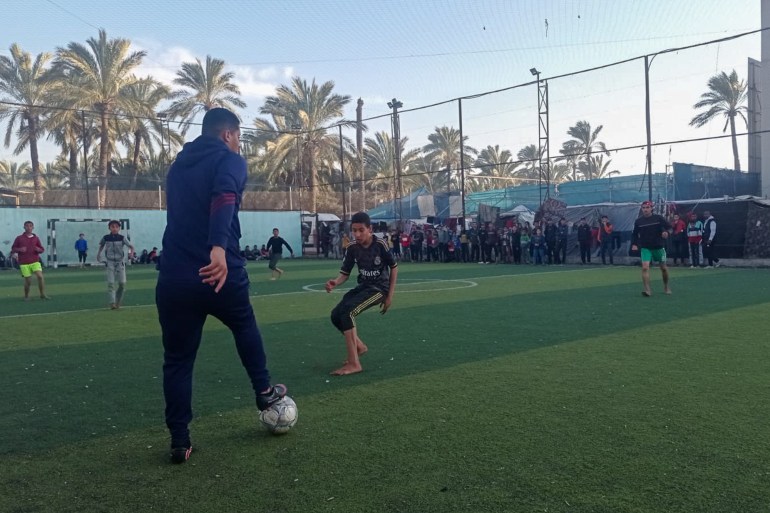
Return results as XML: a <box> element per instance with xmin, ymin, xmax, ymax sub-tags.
<box><xmin>0</xmin><ymin>267</ymin><xmax>602</xmax><ymax>320</ymax></box>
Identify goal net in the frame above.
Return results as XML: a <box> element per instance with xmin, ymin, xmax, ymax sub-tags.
<box><xmin>46</xmin><ymin>218</ymin><xmax>131</xmax><ymax>268</ymax></box>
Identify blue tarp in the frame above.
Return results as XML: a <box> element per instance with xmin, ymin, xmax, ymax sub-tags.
<box><xmin>367</xmin><ymin>173</ymin><xmax>673</xmax><ymax>220</ymax></box>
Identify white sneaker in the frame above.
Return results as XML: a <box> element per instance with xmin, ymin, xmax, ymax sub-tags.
<box><xmin>714</xmin><ymin>262</ymin><xmax>721</xmax><ymax>268</ymax></box>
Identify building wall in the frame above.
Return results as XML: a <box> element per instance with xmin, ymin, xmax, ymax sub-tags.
<box><xmin>0</xmin><ymin>207</ymin><xmax>301</xmax><ymax>265</ymax></box>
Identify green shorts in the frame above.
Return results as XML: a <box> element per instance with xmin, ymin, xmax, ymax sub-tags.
<box><xmin>20</xmin><ymin>261</ymin><xmax>43</xmax><ymax>278</ymax></box>
<box><xmin>641</xmin><ymin>248</ymin><xmax>666</xmax><ymax>263</ymax></box>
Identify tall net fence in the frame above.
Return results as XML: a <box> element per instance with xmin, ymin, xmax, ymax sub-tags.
<box><xmin>0</xmin><ymin>29</ymin><xmax>762</xmax><ymax>215</ymax></box>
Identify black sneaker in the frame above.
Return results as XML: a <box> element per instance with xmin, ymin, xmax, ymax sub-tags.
<box><xmin>170</xmin><ymin>443</ymin><xmax>192</xmax><ymax>464</ymax></box>
<box><xmin>256</xmin><ymin>384</ymin><xmax>288</xmax><ymax>411</ymax></box>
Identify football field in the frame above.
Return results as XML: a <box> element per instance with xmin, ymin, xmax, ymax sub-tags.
<box><xmin>1</xmin><ymin>260</ymin><xmax>769</xmax><ymax>513</ymax></box>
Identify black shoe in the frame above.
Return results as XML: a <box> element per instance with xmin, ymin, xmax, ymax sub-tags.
<box><xmin>170</xmin><ymin>442</ymin><xmax>192</xmax><ymax>464</ymax></box>
<box><xmin>256</xmin><ymin>384</ymin><xmax>287</xmax><ymax>411</ymax></box>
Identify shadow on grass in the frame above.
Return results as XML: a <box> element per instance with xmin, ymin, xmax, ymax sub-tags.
<box><xmin>2</xmin><ymin>269</ymin><xmax>767</xmax><ymax>456</ymax></box>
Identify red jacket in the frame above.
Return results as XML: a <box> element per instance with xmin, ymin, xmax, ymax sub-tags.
<box><xmin>12</xmin><ymin>233</ymin><xmax>44</xmax><ymax>265</ymax></box>
<box><xmin>598</xmin><ymin>223</ymin><xmax>613</xmax><ymax>242</ymax></box>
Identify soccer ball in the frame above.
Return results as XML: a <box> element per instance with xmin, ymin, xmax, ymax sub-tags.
<box><xmin>259</xmin><ymin>396</ymin><xmax>298</xmax><ymax>435</ymax></box>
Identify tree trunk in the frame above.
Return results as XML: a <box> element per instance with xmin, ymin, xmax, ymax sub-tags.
<box><xmin>131</xmin><ymin>132</ymin><xmax>142</xmax><ymax>187</ymax></box>
<box><xmin>308</xmin><ymin>149</ymin><xmax>317</xmax><ymax>212</ymax></box>
<box><xmin>98</xmin><ymin>110</ymin><xmax>111</xmax><ymax>208</ymax></box>
<box><xmin>730</xmin><ymin>115</ymin><xmax>740</xmax><ymax>172</ymax></box>
<box><xmin>69</xmin><ymin>146</ymin><xmax>79</xmax><ymax>188</ymax></box>
<box><xmin>28</xmin><ymin>116</ymin><xmax>43</xmax><ymax>204</ymax></box>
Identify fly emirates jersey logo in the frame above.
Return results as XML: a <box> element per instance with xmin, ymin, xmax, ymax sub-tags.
<box><xmin>359</xmin><ymin>268</ymin><xmax>381</xmax><ymax>278</ymax></box>
<box><xmin>355</xmin><ymin>255</ymin><xmax>383</xmax><ymax>279</ymax></box>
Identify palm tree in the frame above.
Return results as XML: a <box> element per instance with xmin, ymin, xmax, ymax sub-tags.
<box><xmin>54</xmin><ymin>29</ymin><xmax>146</xmax><ymax>207</ymax></box>
<box><xmin>422</xmin><ymin>126</ymin><xmax>478</xmax><ymax>193</ymax></box>
<box><xmin>167</xmin><ymin>55</ymin><xmax>246</xmax><ymax>134</ymax></box>
<box><xmin>513</xmin><ymin>144</ymin><xmax>541</xmax><ymax>181</ymax></box>
<box><xmin>363</xmin><ymin>131</ymin><xmax>421</xmax><ymax>200</ymax></box>
<box><xmin>565</xmin><ymin>120</ymin><xmax>610</xmax><ymax>179</ymax></box>
<box><xmin>45</xmin><ymin>108</ymin><xmax>82</xmax><ymax>188</ymax></box>
<box><xmin>258</xmin><ymin>77</ymin><xmax>356</xmax><ymax>212</ymax></box>
<box><xmin>549</xmin><ymin>162</ymin><xmax>574</xmax><ymax>183</ymax></box>
<box><xmin>474</xmin><ymin>144</ymin><xmax>518</xmax><ymax>189</ymax></box>
<box><xmin>0</xmin><ymin>44</ymin><xmax>57</xmax><ymax>202</ymax></box>
<box><xmin>0</xmin><ymin>159</ymin><xmax>32</xmax><ymax>190</ymax></box>
<box><xmin>244</xmin><ymin>117</ymin><xmax>301</xmax><ymax>193</ymax></box>
<box><xmin>557</xmin><ymin>140</ymin><xmax>582</xmax><ymax>181</ymax></box>
<box><xmin>579</xmin><ymin>155</ymin><xmax>616</xmax><ymax>180</ymax></box>
<box><xmin>689</xmin><ymin>69</ymin><xmax>748</xmax><ymax>172</ymax></box>
<box><xmin>119</xmin><ymin>77</ymin><xmax>174</xmax><ymax>186</ymax></box>
<box><xmin>41</xmin><ymin>161</ymin><xmax>67</xmax><ymax>190</ymax></box>
<box><xmin>412</xmin><ymin>155</ymin><xmax>445</xmax><ymax>195</ymax></box>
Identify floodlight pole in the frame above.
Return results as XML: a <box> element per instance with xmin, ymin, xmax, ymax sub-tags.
<box><xmin>338</xmin><ymin>124</ymin><xmax>347</xmax><ymax>226</ymax></box>
<box><xmin>81</xmin><ymin>110</ymin><xmax>90</xmax><ymax>209</ymax></box>
<box><xmin>388</xmin><ymin>98</ymin><xmax>404</xmax><ymax>223</ymax></box>
<box><xmin>537</xmin><ymin>77</ymin><xmax>550</xmax><ymax>203</ymax></box>
<box><xmin>531</xmin><ymin>68</ymin><xmax>549</xmax><ymax>207</ymax></box>
<box><xmin>459</xmin><ymin>98</ymin><xmax>466</xmax><ymax>224</ymax></box>
<box><xmin>644</xmin><ymin>54</ymin><xmax>654</xmax><ymax>202</ymax></box>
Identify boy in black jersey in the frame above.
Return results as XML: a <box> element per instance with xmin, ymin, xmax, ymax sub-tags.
<box><xmin>325</xmin><ymin>212</ymin><xmax>398</xmax><ymax>375</ymax></box>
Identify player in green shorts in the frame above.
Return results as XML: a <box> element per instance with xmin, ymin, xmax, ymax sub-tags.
<box><xmin>631</xmin><ymin>201</ymin><xmax>671</xmax><ymax>297</ymax></box>
<box><xmin>11</xmin><ymin>221</ymin><xmax>50</xmax><ymax>301</ymax></box>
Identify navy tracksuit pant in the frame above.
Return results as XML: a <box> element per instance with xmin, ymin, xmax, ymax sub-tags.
<box><xmin>156</xmin><ymin>267</ymin><xmax>270</xmax><ymax>443</ymax></box>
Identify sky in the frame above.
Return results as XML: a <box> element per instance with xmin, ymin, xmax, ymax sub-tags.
<box><xmin>0</xmin><ymin>0</ymin><xmax>762</xmax><ymax>178</ymax></box>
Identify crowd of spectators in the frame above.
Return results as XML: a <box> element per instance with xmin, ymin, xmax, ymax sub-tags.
<box><xmin>377</xmin><ymin>218</ymin><xmax>608</xmax><ymax>266</ymax></box>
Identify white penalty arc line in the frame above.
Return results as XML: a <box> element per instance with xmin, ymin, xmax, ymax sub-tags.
<box><xmin>302</xmin><ymin>278</ymin><xmax>478</xmax><ymax>294</ymax></box>
<box><xmin>0</xmin><ymin>267</ymin><xmax>602</xmax><ymax>320</ymax></box>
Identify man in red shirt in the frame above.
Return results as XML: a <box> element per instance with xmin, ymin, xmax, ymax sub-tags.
<box><xmin>11</xmin><ymin>221</ymin><xmax>50</xmax><ymax>301</ymax></box>
<box><xmin>669</xmin><ymin>213</ymin><xmax>688</xmax><ymax>266</ymax></box>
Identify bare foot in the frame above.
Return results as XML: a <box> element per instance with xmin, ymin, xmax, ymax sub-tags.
<box><xmin>641</xmin><ymin>290</ymin><xmax>652</xmax><ymax>297</ymax></box>
<box><xmin>330</xmin><ymin>364</ymin><xmax>363</xmax><ymax>376</ymax></box>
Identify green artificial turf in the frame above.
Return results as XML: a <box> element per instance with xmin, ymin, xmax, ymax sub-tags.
<box><xmin>1</xmin><ymin>261</ymin><xmax>768</xmax><ymax>512</ymax></box>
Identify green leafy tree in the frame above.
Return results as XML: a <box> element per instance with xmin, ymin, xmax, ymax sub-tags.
<box><xmin>167</xmin><ymin>55</ymin><xmax>246</xmax><ymax>134</ymax></box>
<box><xmin>258</xmin><ymin>77</ymin><xmax>355</xmax><ymax>212</ymax></box>
<box><xmin>54</xmin><ymin>29</ymin><xmax>146</xmax><ymax>207</ymax></box>
<box><xmin>689</xmin><ymin>69</ymin><xmax>748</xmax><ymax>172</ymax></box>
<box><xmin>422</xmin><ymin>126</ymin><xmax>477</xmax><ymax>193</ymax></box>
<box><xmin>363</xmin><ymin>130</ymin><xmax>421</xmax><ymax>200</ymax></box>
<box><xmin>514</xmin><ymin>144</ymin><xmax>541</xmax><ymax>182</ymax></box>
<box><xmin>0</xmin><ymin>159</ymin><xmax>32</xmax><ymax>190</ymax></box>
<box><xmin>474</xmin><ymin>144</ymin><xmax>518</xmax><ymax>190</ymax></box>
<box><xmin>0</xmin><ymin>44</ymin><xmax>57</xmax><ymax>202</ymax></box>
<box><xmin>557</xmin><ymin>140</ymin><xmax>582</xmax><ymax>181</ymax></box>
<box><xmin>119</xmin><ymin>77</ymin><xmax>174</xmax><ymax>186</ymax></box>
<box><xmin>565</xmin><ymin>120</ymin><xmax>609</xmax><ymax>180</ymax></box>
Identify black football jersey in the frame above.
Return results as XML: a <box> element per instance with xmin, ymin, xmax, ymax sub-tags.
<box><xmin>340</xmin><ymin>235</ymin><xmax>397</xmax><ymax>292</ymax></box>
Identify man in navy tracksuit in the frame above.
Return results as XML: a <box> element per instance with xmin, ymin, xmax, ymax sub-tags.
<box><xmin>156</xmin><ymin>108</ymin><xmax>286</xmax><ymax>464</ymax></box>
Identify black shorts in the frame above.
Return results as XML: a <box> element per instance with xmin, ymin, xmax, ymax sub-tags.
<box><xmin>330</xmin><ymin>284</ymin><xmax>385</xmax><ymax>332</ymax></box>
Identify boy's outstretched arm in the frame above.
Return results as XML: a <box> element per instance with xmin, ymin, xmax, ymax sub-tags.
<box><xmin>325</xmin><ymin>273</ymin><xmax>349</xmax><ymax>293</ymax></box>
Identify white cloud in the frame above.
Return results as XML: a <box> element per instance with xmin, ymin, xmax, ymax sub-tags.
<box><xmin>132</xmin><ymin>38</ymin><xmax>291</xmax><ymax>103</ymax></box>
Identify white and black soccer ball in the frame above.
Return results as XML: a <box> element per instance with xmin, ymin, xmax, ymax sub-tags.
<box><xmin>259</xmin><ymin>396</ymin><xmax>298</xmax><ymax>435</ymax></box>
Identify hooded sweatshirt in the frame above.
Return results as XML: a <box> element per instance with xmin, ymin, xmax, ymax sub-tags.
<box><xmin>159</xmin><ymin>135</ymin><xmax>246</xmax><ymax>281</ymax></box>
